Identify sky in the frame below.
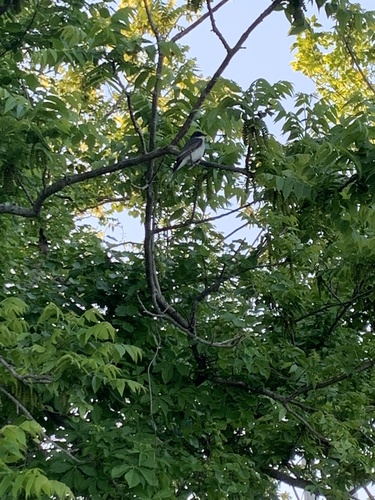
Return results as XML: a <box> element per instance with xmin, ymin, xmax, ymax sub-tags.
<box><xmin>91</xmin><ymin>2</ymin><xmax>375</xmax><ymax>497</ymax></box>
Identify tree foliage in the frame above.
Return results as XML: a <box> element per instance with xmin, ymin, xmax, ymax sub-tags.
<box><xmin>292</xmin><ymin>1</ymin><xmax>375</xmax><ymax>111</ymax></box>
<box><xmin>1</xmin><ymin>0</ymin><xmax>375</xmax><ymax>498</ymax></box>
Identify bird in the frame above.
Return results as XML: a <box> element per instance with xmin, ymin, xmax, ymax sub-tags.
<box><xmin>173</xmin><ymin>131</ymin><xmax>206</xmax><ymax>173</ymax></box>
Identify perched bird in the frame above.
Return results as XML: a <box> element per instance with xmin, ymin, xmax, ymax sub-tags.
<box><xmin>173</xmin><ymin>131</ymin><xmax>206</xmax><ymax>173</ymax></box>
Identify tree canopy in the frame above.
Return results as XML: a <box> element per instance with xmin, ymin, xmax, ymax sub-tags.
<box><xmin>1</xmin><ymin>0</ymin><xmax>375</xmax><ymax>498</ymax></box>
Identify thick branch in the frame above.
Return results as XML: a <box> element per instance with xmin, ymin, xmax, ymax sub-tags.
<box><xmin>139</xmin><ymin>0</ymin><xmax>239</xmax><ymax>348</ymax></box>
<box><xmin>262</xmin><ymin>467</ymin><xmax>321</xmax><ymax>493</ymax></box>
<box><xmin>0</xmin><ymin>146</ymin><xmax>172</xmax><ymax>217</ymax></box>
<box><xmin>143</xmin><ymin>0</ymin><xmax>165</xmax><ymax>316</ymax></box>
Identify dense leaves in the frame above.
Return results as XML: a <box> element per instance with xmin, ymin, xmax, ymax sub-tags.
<box><xmin>1</xmin><ymin>0</ymin><xmax>375</xmax><ymax>498</ymax></box>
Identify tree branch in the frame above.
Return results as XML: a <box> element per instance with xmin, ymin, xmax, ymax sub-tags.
<box><xmin>143</xmin><ymin>0</ymin><xmax>163</xmax><ymax>152</ymax></box>
<box><xmin>138</xmin><ymin>295</ymin><xmax>238</xmax><ymax>347</ymax></box>
<box><xmin>153</xmin><ymin>202</ymin><xmax>255</xmax><ymax>234</ymax></box>
<box><xmin>0</xmin><ymin>356</ymin><xmax>52</xmax><ymax>383</ymax></box>
<box><xmin>295</xmin><ymin>287</ymin><xmax>373</xmax><ymax>323</ymax></box>
<box><xmin>206</xmin><ymin>0</ymin><xmax>230</xmax><ymax>52</ymax></box>
<box><xmin>0</xmin><ymin>146</ymin><xmax>173</xmax><ymax>217</ymax></box>
<box><xmin>139</xmin><ymin>0</ymin><xmax>241</xmax><ymax>348</ymax></box>
<box><xmin>262</xmin><ymin>467</ymin><xmax>321</xmax><ymax>493</ymax></box>
<box><xmin>189</xmin><ymin>239</ymin><xmax>250</xmax><ymax>325</ymax></box>
<box><xmin>223</xmin><ymin>221</ymin><xmax>250</xmax><ymax>241</ymax></box>
<box><xmin>343</xmin><ymin>36</ymin><xmax>375</xmax><ymax>97</ymax></box>
<box><xmin>75</xmin><ymin>196</ymin><xmax>130</xmax><ymax>213</ymax></box>
<box><xmin>126</xmin><ymin>90</ymin><xmax>148</xmax><ymax>154</ymax></box>
<box><xmin>0</xmin><ymin>3</ymin><xmax>39</xmax><ymax>58</ymax></box>
<box><xmin>212</xmin><ymin>376</ymin><xmax>333</xmax><ymax>444</ymax></box>
<box><xmin>143</xmin><ymin>0</ymin><xmax>284</xmax><ymax>349</ymax></box>
<box><xmin>289</xmin><ymin>359</ymin><xmax>375</xmax><ymax>399</ymax></box>
<box><xmin>325</xmin><ymin>274</ymin><xmax>373</xmax><ymax>339</ymax></box>
<box><xmin>172</xmin><ymin>0</ymin><xmax>284</xmax><ymax>144</ymax></box>
<box><xmin>143</xmin><ymin>0</ymin><xmax>165</xmax><ymax>316</ymax></box>
<box><xmin>285</xmin><ymin>403</ymin><xmax>330</xmax><ymax>446</ymax></box>
<box><xmin>0</xmin><ymin>385</ymin><xmax>80</xmax><ymax>463</ymax></box>
<box><xmin>171</xmin><ymin>0</ymin><xmax>231</xmax><ymax>44</ymax></box>
<box><xmin>201</xmin><ymin>159</ymin><xmax>247</xmax><ymax>174</ymax></box>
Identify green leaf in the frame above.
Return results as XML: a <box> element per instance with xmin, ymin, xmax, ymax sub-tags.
<box><xmin>111</xmin><ymin>464</ymin><xmax>129</xmax><ymax>479</ymax></box>
<box><xmin>0</xmin><ymin>475</ymin><xmax>12</xmax><ymax>497</ymax></box>
<box><xmin>125</xmin><ymin>468</ymin><xmax>141</xmax><ymax>488</ymax></box>
<box><xmin>49</xmin><ymin>461</ymin><xmax>74</xmax><ymax>474</ymax></box>
<box><xmin>140</xmin><ymin>467</ymin><xmax>157</xmax><ymax>486</ymax></box>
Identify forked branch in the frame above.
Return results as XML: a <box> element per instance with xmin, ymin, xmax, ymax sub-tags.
<box><xmin>172</xmin><ymin>0</ymin><xmax>284</xmax><ymax>144</ymax></box>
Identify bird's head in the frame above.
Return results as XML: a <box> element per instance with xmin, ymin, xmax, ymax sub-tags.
<box><xmin>190</xmin><ymin>131</ymin><xmax>206</xmax><ymax>139</ymax></box>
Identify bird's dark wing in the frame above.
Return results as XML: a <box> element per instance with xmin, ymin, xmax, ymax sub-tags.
<box><xmin>178</xmin><ymin>137</ymin><xmax>203</xmax><ymax>158</ymax></box>
<box><xmin>173</xmin><ymin>137</ymin><xmax>204</xmax><ymax>172</ymax></box>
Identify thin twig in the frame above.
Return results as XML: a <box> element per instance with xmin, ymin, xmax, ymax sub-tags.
<box><xmin>213</xmin><ymin>376</ymin><xmax>332</xmax><ymax>449</ymax></box>
<box><xmin>292</xmin><ymin>485</ymin><xmax>301</xmax><ymax>500</ymax></box>
<box><xmin>16</xmin><ymin>174</ymin><xmax>34</xmax><ymax>206</ymax></box>
<box><xmin>295</xmin><ymin>287</ymin><xmax>373</xmax><ymax>323</ymax></box>
<box><xmin>343</xmin><ymin>36</ymin><xmax>375</xmax><ymax>96</ymax></box>
<box><xmin>189</xmin><ymin>266</ymin><xmax>227</xmax><ymax>324</ymax></box>
<box><xmin>153</xmin><ymin>202</ymin><xmax>255</xmax><ymax>234</ymax></box>
<box><xmin>206</xmin><ymin>0</ymin><xmax>230</xmax><ymax>52</ymax></box>
<box><xmin>325</xmin><ymin>271</ymin><xmax>375</xmax><ymax>339</ymax></box>
<box><xmin>115</xmin><ymin>72</ymin><xmax>147</xmax><ymax>153</ymax></box>
<box><xmin>126</xmin><ymin>91</ymin><xmax>148</xmax><ymax>154</ymax></box>
<box><xmin>289</xmin><ymin>359</ymin><xmax>375</xmax><ymax>398</ymax></box>
<box><xmin>147</xmin><ymin>332</ymin><xmax>162</xmax><ymax>433</ymax></box>
<box><xmin>200</xmin><ymin>159</ymin><xmax>246</xmax><ymax>174</ymax></box>
<box><xmin>285</xmin><ymin>403</ymin><xmax>330</xmax><ymax>446</ymax></box>
<box><xmin>0</xmin><ymin>3</ymin><xmax>39</xmax><ymax>58</ymax></box>
<box><xmin>75</xmin><ymin>196</ymin><xmax>129</xmax><ymax>213</ymax></box>
<box><xmin>223</xmin><ymin>221</ymin><xmax>250</xmax><ymax>241</ymax></box>
<box><xmin>171</xmin><ymin>0</ymin><xmax>231</xmax><ymax>43</ymax></box>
